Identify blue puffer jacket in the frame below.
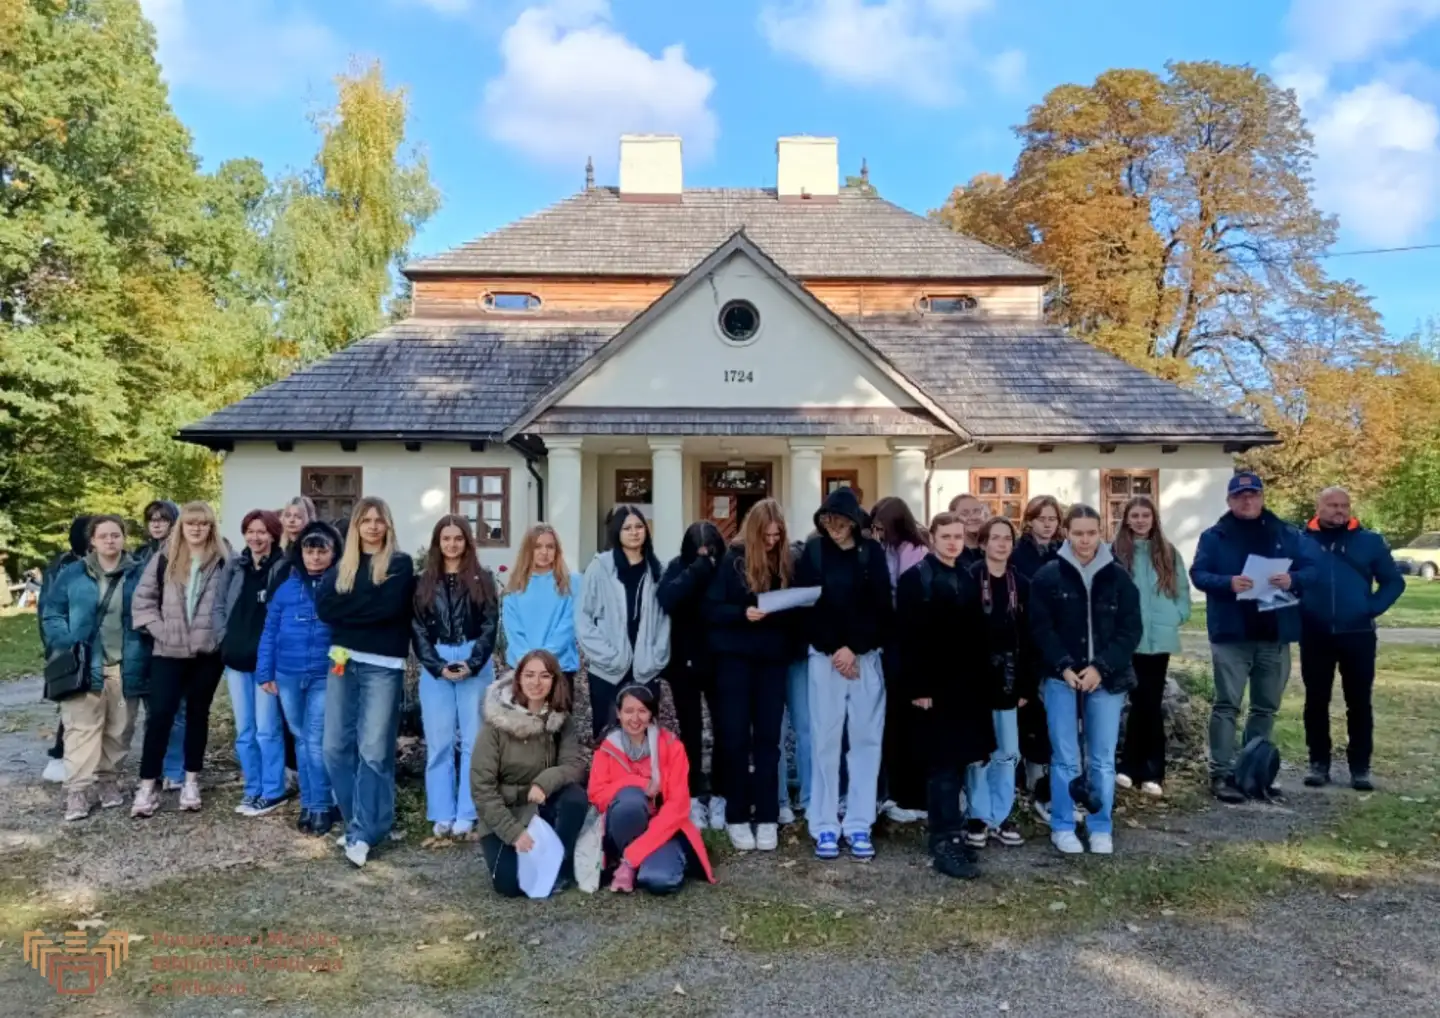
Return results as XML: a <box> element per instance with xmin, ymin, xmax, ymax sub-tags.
<box><xmin>256</xmin><ymin>571</ymin><xmax>332</xmax><ymax>687</ymax></box>
<box><xmin>1300</xmin><ymin>519</ymin><xmax>1405</xmax><ymax>635</ymax></box>
<box><xmin>40</xmin><ymin>553</ymin><xmax>152</xmax><ymax>697</ymax></box>
<box><xmin>1190</xmin><ymin>509</ymin><xmax>1314</xmax><ymax>645</ymax></box>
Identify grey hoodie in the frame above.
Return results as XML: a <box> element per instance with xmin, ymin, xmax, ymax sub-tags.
<box><xmin>1057</xmin><ymin>540</ymin><xmax>1115</xmax><ymax>665</ymax></box>
<box><xmin>577</xmin><ymin>551</ymin><xmax>671</xmax><ymax>685</ymax></box>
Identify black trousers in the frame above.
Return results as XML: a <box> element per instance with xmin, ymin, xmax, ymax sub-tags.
<box><xmin>669</xmin><ymin>661</ymin><xmax>721</xmax><ymax>799</ymax></box>
<box><xmin>713</xmin><ymin>656</ymin><xmax>786</xmax><ymax>825</ymax></box>
<box><xmin>1301</xmin><ymin>629</ymin><xmax>1378</xmax><ymax>772</ymax></box>
<box><xmin>881</xmin><ymin>663</ymin><xmax>928</xmax><ymax>811</ymax></box>
<box><xmin>140</xmin><ymin>653</ymin><xmax>224</xmax><ymax>779</ymax></box>
<box><xmin>1121</xmin><ymin>652</ymin><xmax>1171</xmax><ymax>785</ymax></box>
<box><xmin>1018</xmin><ymin>695</ymin><xmax>1052</xmax><ymax>768</ymax></box>
<box><xmin>479</xmin><ymin>783</ymin><xmax>590</xmax><ymax>898</ymax></box>
<box><xmin>926</xmin><ymin>761</ymin><xmax>966</xmax><ymax>851</ymax></box>
<box><xmin>588</xmin><ymin>673</ymin><xmax>660</xmax><ymax>742</ymax></box>
<box><xmin>282</xmin><ymin>719</ymin><xmax>297</xmax><ymax>771</ymax></box>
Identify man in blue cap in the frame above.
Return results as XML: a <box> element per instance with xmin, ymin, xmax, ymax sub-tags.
<box><xmin>1190</xmin><ymin>472</ymin><xmax>1312</xmax><ymax>803</ymax></box>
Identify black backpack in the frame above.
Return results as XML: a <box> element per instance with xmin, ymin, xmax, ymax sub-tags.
<box><xmin>1234</xmin><ymin>737</ymin><xmax>1281</xmax><ymax>800</ymax></box>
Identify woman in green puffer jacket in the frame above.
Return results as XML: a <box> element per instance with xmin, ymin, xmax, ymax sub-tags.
<box><xmin>1111</xmin><ymin>495</ymin><xmax>1191</xmax><ymax>797</ymax></box>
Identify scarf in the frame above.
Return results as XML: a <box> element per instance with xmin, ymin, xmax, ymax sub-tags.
<box><xmin>979</xmin><ymin>565</ymin><xmax>1019</xmax><ymax>615</ymax></box>
<box><xmin>605</xmin><ymin>723</ymin><xmax>662</xmax><ymax>797</ymax></box>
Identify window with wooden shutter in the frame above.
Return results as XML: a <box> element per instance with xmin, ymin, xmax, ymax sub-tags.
<box><xmin>1102</xmin><ymin>469</ymin><xmax>1159</xmax><ymax>539</ymax></box>
<box><xmin>452</xmin><ymin>468</ymin><xmax>509</xmax><ymax>547</ymax></box>
<box><xmin>301</xmin><ymin>467</ymin><xmax>362</xmax><ymax>524</ymax></box>
<box><xmin>969</xmin><ymin>469</ymin><xmax>1028</xmax><ymax>523</ymax></box>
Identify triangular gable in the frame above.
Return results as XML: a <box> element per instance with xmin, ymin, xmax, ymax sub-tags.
<box><xmin>502</xmin><ymin>230</ymin><xmax>971</xmax><ymax>441</ymax></box>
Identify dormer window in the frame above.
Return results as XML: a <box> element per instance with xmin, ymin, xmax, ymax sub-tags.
<box><xmin>917</xmin><ymin>294</ymin><xmax>978</xmax><ymax>315</ymax></box>
<box><xmin>482</xmin><ymin>292</ymin><xmax>542</xmax><ymax>312</ymax></box>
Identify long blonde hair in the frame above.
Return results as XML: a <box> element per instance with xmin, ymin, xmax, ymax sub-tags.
<box><xmin>336</xmin><ymin>497</ymin><xmax>398</xmax><ymax>594</ymax></box>
<box><xmin>739</xmin><ymin>499</ymin><xmax>791</xmax><ymax>594</ymax></box>
<box><xmin>509</xmin><ymin>523</ymin><xmax>572</xmax><ymax>597</ymax></box>
<box><xmin>164</xmin><ymin>501</ymin><xmax>226</xmax><ymax>584</ymax></box>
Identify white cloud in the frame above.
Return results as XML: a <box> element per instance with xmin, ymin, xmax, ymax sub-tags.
<box><xmin>986</xmin><ymin>48</ymin><xmax>1026</xmax><ymax>95</ymax></box>
<box><xmin>758</xmin><ymin>0</ymin><xmax>999</xmax><ymax>106</ymax></box>
<box><xmin>1275</xmin><ymin>0</ymin><xmax>1440</xmax><ymax>243</ymax></box>
<box><xmin>482</xmin><ymin>1</ymin><xmax>718</xmax><ymax>167</ymax></box>
<box><xmin>138</xmin><ymin>0</ymin><xmax>342</xmax><ymax>102</ymax></box>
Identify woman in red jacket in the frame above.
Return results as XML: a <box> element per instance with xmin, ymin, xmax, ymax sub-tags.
<box><xmin>587</xmin><ymin>684</ymin><xmax>714</xmax><ymax>894</ymax></box>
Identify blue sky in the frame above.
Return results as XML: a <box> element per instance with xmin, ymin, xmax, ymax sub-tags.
<box><xmin>141</xmin><ymin>0</ymin><xmax>1440</xmax><ymax>334</ymax></box>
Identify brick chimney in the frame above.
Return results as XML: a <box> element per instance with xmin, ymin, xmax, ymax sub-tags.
<box><xmin>619</xmin><ymin>134</ymin><xmax>683</xmax><ymax>203</ymax></box>
<box><xmin>777</xmin><ymin>136</ymin><xmax>839</xmax><ymax>202</ymax></box>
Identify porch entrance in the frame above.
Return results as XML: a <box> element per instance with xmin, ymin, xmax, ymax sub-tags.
<box><xmin>701</xmin><ymin>462</ymin><xmax>774</xmax><ymax>540</ymax></box>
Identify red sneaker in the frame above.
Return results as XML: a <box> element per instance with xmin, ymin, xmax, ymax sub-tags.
<box><xmin>610</xmin><ymin>860</ymin><xmax>636</xmax><ymax>893</ymax></box>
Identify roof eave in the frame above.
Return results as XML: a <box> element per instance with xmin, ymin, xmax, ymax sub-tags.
<box><xmin>176</xmin><ymin>428</ymin><xmax>506</xmax><ymax>449</ymax></box>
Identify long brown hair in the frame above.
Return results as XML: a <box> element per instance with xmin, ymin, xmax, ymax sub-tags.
<box><xmin>870</xmin><ymin>496</ymin><xmax>930</xmax><ymax>550</ymax></box>
<box><xmin>512</xmin><ymin>649</ymin><xmax>573</xmax><ymax>714</ymax></box>
<box><xmin>415</xmin><ymin>515</ymin><xmax>498</xmax><ymax>612</ymax></box>
<box><xmin>336</xmin><ymin>497</ymin><xmax>397</xmax><ymax>594</ymax></box>
<box><xmin>509</xmin><ymin>523</ymin><xmax>572</xmax><ymax>597</ymax></box>
<box><xmin>164</xmin><ymin>501</ymin><xmax>226</xmax><ymax>584</ymax></box>
<box><xmin>1112</xmin><ymin>495</ymin><xmax>1178</xmax><ymax>598</ymax></box>
<box><xmin>739</xmin><ymin>498</ymin><xmax>791</xmax><ymax>594</ymax></box>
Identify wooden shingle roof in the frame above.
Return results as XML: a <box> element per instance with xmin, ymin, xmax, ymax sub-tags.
<box><xmin>404</xmin><ymin>187</ymin><xmax>1049</xmax><ymax>281</ymax></box>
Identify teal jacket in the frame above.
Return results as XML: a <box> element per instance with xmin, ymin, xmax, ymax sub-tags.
<box><xmin>40</xmin><ymin>553</ymin><xmax>151</xmax><ymax>698</ymax></box>
<box><xmin>1123</xmin><ymin>540</ymin><xmax>1192</xmax><ymax>656</ymax></box>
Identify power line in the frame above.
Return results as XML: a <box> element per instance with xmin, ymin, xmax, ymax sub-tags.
<box><xmin>1234</xmin><ymin>242</ymin><xmax>1440</xmax><ymax>266</ymax></box>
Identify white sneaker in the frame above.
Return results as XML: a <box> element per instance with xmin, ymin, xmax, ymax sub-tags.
<box><xmin>1115</xmin><ymin>773</ymin><xmax>1133</xmax><ymax>790</ymax></box>
<box><xmin>1140</xmin><ymin>782</ymin><xmax>1164</xmax><ymax>798</ymax></box>
<box><xmin>727</xmin><ymin>823</ymin><xmax>756</xmax><ymax>851</ymax></box>
<box><xmin>345</xmin><ymin>840</ymin><xmax>370</xmax><ymax>868</ymax></box>
<box><xmin>432</xmin><ymin>822</ymin><xmax>452</xmax><ymax>838</ymax></box>
<box><xmin>178</xmin><ymin>777</ymin><xmax>202</xmax><ymax>811</ymax></box>
<box><xmin>689</xmin><ymin>801</ymin><xmax>708</xmax><ymax>830</ymax></box>
<box><xmin>450</xmin><ymin>820</ymin><xmax>473</xmax><ymax>837</ymax></box>
<box><xmin>777</xmin><ymin>802</ymin><xmax>796</xmax><ymax>826</ymax></box>
<box><xmin>1089</xmin><ymin>833</ymin><xmax>1114</xmax><ymax>855</ymax></box>
<box><xmin>755</xmin><ymin>823</ymin><xmax>779</xmax><ymax>851</ymax></box>
<box><xmin>43</xmin><ymin>758</ymin><xmax>66</xmax><ymax>783</ymax></box>
<box><xmin>336</xmin><ymin>831</ymin><xmax>348</xmax><ymax>847</ymax></box>
<box><xmin>1051</xmin><ymin>831</ymin><xmax>1085</xmax><ymax>855</ymax></box>
<box><xmin>708</xmin><ymin>796</ymin><xmax>728</xmax><ymax>831</ymax></box>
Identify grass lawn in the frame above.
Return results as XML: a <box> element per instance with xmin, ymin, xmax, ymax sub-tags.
<box><xmin>0</xmin><ymin>610</ymin><xmax>41</xmax><ymax>681</ymax></box>
<box><xmin>1184</xmin><ymin>577</ymin><xmax>1440</xmax><ymax>631</ymax></box>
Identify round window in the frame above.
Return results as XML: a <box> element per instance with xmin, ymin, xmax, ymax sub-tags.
<box><xmin>718</xmin><ymin>300</ymin><xmax>761</xmax><ymax>344</ymax></box>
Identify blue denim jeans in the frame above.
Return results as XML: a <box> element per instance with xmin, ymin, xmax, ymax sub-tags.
<box><xmin>605</xmin><ymin>787</ymin><xmax>687</xmax><ymax>894</ymax></box>
<box><xmin>1043</xmin><ymin>679</ymin><xmax>1126</xmax><ymax>835</ymax></box>
<box><xmin>778</xmin><ymin>658</ymin><xmax>812</xmax><ymax>810</ymax></box>
<box><xmin>965</xmin><ymin>708</ymin><xmax>1020</xmax><ymax>828</ymax></box>
<box><xmin>227</xmin><ymin>668</ymin><xmax>286</xmax><ymax>801</ymax></box>
<box><xmin>323</xmin><ymin>659</ymin><xmax>403</xmax><ymax>847</ymax></box>
<box><xmin>276</xmin><ymin>672</ymin><xmax>332</xmax><ymax>812</ymax></box>
<box><xmin>418</xmin><ymin>642</ymin><xmax>491</xmax><ymax>827</ymax></box>
<box><xmin>163</xmin><ymin>699</ymin><xmax>186</xmax><ymax>782</ymax></box>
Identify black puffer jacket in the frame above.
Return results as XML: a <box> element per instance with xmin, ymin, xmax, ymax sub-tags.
<box><xmin>411</xmin><ymin>571</ymin><xmax>500</xmax><ymax>677</ymax></box>
<box><xmin>657</xmin><ymin>525</ymin><xmax>726</xmax><ymax>672</ymax></box>
<box><xmin>704</xmin><ymin>543</ymin><xmax>796</xmax><ymax>662</ymax></box>
<box><xmin>1029</xmin><ymin>543</ymin><xmax>1142</xmax><ymax>694</ymax></box>
<box><xmin>1011</xmin><ymin>536</ymin><xmax>1061</xmax><ymax>580</ymax></box>
<box><xmin>795</xmin><ymin>488</ymin><xmax>893</xmax><ymax>656</ymax></box>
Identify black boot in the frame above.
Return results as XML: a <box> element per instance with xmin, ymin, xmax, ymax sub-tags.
<box><xmin>297</xmin><ymin>809</ymin><xmax>314</xmax><ymax>835</ymax></box>
<box><xmin>1211</xmin><ymin>776</ymin><xmax>1246</xmax><ymax>804</ymax></box>
<box><xmin>1350</xmin><ymin>770</ymin><xmax>1374</xmax><ymax>792</ymax></box>
<box><xmin>1303</xmin><ymin>763</ymin><xmax>1330</xmax><ymax>788</ymax></box>
<box><xmin>932</xmin><ymin>838</ymin><xmax>981</xmax><ymax>880</ymax></box>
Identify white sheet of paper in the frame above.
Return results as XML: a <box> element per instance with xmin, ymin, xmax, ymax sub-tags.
<box><xmin>516</xmin><ymin>815</ymin><xmax>564</xmax><ymax>899</ymax></box>
<box><xmin>1236</xmin><ymin>555</ymin><xmax>1292</xmax><ymax>602</ymax></box>
<box><xmin>756</xmin><ymin>586</ymin><xmax>823</xmax><ymax>614</ymax></box>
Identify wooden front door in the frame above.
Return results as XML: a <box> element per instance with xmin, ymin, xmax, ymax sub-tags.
<box><xmin>822</xmin><ymin>469</ymin><xmax>862</xmax><ymax>506</ymax></box>
<box><xmin>701</xmin><ymin>463</ymin><xmax>774</xmax><ymax>540</ymax></box>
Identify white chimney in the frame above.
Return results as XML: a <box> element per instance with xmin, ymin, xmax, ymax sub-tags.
<box><xmin>619</xmin><ymin>134</ymin><xmax>683</xmax><ymax>201</ymax></box>
<box><xmin>777</xmin><ymin>136</ymin><xmax>839</xmax><ymax>201</ymax></box>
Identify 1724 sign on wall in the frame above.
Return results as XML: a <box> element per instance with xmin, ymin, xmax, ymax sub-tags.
<box><xmin>722</xmin><ymin>370</ymin><xmax>754</xmax><ymax>383</ymax></box>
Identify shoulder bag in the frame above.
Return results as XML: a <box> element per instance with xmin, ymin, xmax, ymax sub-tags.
<box><xmin>43</xmin><ymin>571</ymin><xmax>123</xmax><ymax>702</ymax></box>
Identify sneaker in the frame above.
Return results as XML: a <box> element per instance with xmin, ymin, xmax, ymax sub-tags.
<box><xmin>814</xmin><ymin>832</ymin><xmax>840</xmax><ymax>860</ymax></box>
<box><xmin>130</xmin><ymin>786</ymin><xmax>159</xmax><ymax>819</ymax></box>
<box><xmin>344</xmin><ymin>840</ymin><xmax>370</xmax><ymax>868</ymax></box>
<box><xmin>432</xmin><ymin>821</ymin><xmax>452</xmax><ymax>838</ymax></box>
<box><xmin>64</xmin><ymin>792</ymin><xmax>91</xmax><ymax>822</ymax></box>
<box><xmin>249</xmin><ymin>796</ymin><xmax>284</xmax><ymax>817</ymax></box>
<box><xmin>755</xmin><ymin>823</ymin><xmax>779</xmax><ymax>851</ymax></box>
<box><xmin>932</xmin><ymin>838</ymin><xmax>981</xmax><ymax>880</ymax></box>
<box><xmin>178</xmin><ymin>778</ymin><xmax>202</xmax><ymax>811</ymax></box>
<box><xmin>162</xmin><ymin>778</ymin><xmax>182</xmax><ymax>792</ymax></box>
<box><xmin>297</xmin><ymin>810</ymin><xmax>315</xmax><ymax>835</ymax></box>
<box><xmin>963</xmin><ymin>818</ymin><xmax>989</xmax><ymax>849</ymax></box>
<box><xmin>1115</xmin><ymin>773</ymin><xmax>1134</xmax><ymax>790</ymax></box>
<box><xmin>689</xmin><ymin>800</ymin><xmax>708</xmax><ymax>830</ymax></box>
<box><xmin>1051</xmin><ymin>830</ymin><xmax>1084</xmax><ymax>854</ymax></box>
<box><xmin>727</xmin><ymin>823</ymin><xmax>757</xmax><ymax>852</ymax></box>
<box><xmin>609</xmin><ymin>859</ymin><xmax>636</xmax><ymax>893</ymax></box>
<box><xmin>451</xmin><ymin>820</ymin><xmax>474</xmax><ymax>837</ymax></box>
<box><xmin>1032</xmin><ymin>797</ymin><xmax>1052</xmax><ymax>824</ymax></box>
<box><xmin>1089</xmin><ymin>832</ymin><xmax>1114</xmax><ymax>855</ymax></box>
<box><xmin>43</xmin><ymin>758</ymin><xmax>66</xmax><ymax>783</ymax></box>
<box><xmin>1212</xmin><ymin>777</ymin><xmax>1246</xmax><ymax>804</ymax></box>
<box><xmin>885</xmin><ymin>804</ymin><xmax>926</xmax><ymax>824</ymax></box>
<box><xmin>97</xmin><ymin>780</ymin><xmax>124</xmax><ymax>809</ymax></box>
<box><xmin>1140</xmin><ymin>782</ymin><xmax>1164</xmax><ymax>798</ymax></box>
<box><xmin>708</xmin><ymin>796</ymin><xmax>728</xmax><ymax>832</ymax></box>
<box><xmin>845</xmin><ymin>831</ymin><xmax>876</xmax><ymax>860</ymax></box>
<box><xmin>1304</xmin><ymin>763</ymin><xmax>1330</xmax><ymax>788</ymax></box>
<box><xmin>991</xmin><ymin>820</ymin><xmax>1024</xmax><ymax>847</ymax></box>
<box><xmin>235</xmin><ymin>795</ymin><xmax>259</xmax><ymax>816</ymax></box>
<box><xmin>1351</xmin><ymin>770</ymin><xmax>1375</xmax><ymax>792</ymax></box>
<box><xmin>314</xmin><ymin>807</ymin><xmax>340</xmax><ymax>837</ymax></box>
<box><xmin>777</xmin><ymin>802</ymin><xmax>796</xmax><ymax>826</ymax></box>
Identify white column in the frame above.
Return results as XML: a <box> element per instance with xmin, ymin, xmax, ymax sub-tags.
<box><xmin>890</xmin><ymin>440</ymin><xmax>930</xmax><ymax>521</ymax></box>
<box><xmin>649</xmin><ymin>438</ymin><xmax>685</xmax><ymax>555</ymax></box>
<box><xmin>545</xmin><ymin>438</ymin><xmax>584</xmax><ymax>565</ymax></box>
<box><xmin>787</xmin><ymin>440</ymin><xmax>825</xmax><ymax>535</ymax></box>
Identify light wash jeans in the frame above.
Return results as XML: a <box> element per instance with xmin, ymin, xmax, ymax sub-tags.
<box><xmin>778</xmin><ymin>658</ymin><xmax>813</xmax><ymax>810</ymax></box>
<box><xmin>276</xmin><ymin>672</ymin><xmax>332</xmax><ymax>812</ymax></box>
<box><xmin>418</xmin><ymin>641</ymin><xmax>491</xmax><ymax>827</ymax></box>
<box><xmin>1043</xmin><ymin>679</ymin><xmax>1126</xmax><ymax>835</ymax></box>
<box><xmin>323</xmin><ymin>659</ymin><xmax>403</xmax><ymax>848</ymax></box>
<box><xmin>226</xmin><ymin>668</ymin><xmax>286</xmax><ymax>801</ymax></box>
<box><xmin>807</xmin><ymin>648</ymin><xmax>885</xmax><ymax>840</ymax></box>
<box><xmin>965</xmin><ymin>708</ymin><xmax>1020</xmax><ymax>828</ymax></box>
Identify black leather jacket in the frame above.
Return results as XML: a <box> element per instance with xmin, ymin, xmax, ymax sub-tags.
<box><xmin>410</xmin><ymin>572</ymin><xmax>499</xmax><ymax>677</ymax></box>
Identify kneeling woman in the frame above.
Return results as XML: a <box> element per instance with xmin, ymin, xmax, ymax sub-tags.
<box><xmin>1029</xmin><ymin>505</ymin><xmax>1143</xmax><ymax>855</ymax></box>
<box><xmin>472</xmin><ymin>650</ymin><xmax>588</xmax><ymax>897</ymax></box>
<box><xmin>587</xmin><ymin>684</ymin><xmax>714</xmax><ymax>894</ymax></box>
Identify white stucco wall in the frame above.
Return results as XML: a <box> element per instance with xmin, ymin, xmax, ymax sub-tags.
<box><xmin>560</xmin><ymin>252</ymin><xmax>921</xmax><ymax>410</ymax></box>
<box><xmin>220</xmin><ymin>441</ymin><xmax>535</xmax><ymax>572</ymax></box>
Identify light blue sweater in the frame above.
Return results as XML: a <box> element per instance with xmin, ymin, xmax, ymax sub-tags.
<box><xmin>502</xmin><ymin>571</ymin><xmax>582</xmax><ymax>673</ymax></box>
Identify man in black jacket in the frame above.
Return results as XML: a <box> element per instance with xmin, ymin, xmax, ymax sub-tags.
<box><xmin>794</xmin><ymin>488</ymin><xmax>893</xmax><ymax>861</ymax></box>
